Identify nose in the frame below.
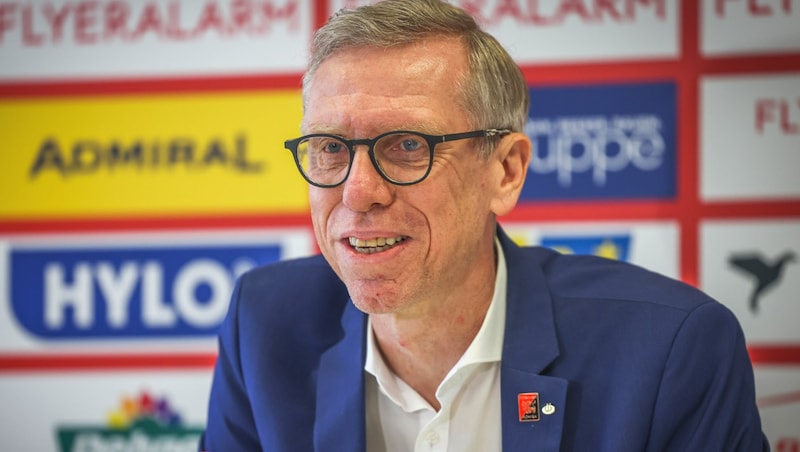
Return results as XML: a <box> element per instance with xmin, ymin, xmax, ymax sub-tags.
<box><xmin>341</xmin><ymin>148</ymin><xmax>393</xmax><ymax>212</ymax></box>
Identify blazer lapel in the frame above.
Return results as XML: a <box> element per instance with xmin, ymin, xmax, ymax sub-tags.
<box><xmin>501</xmin><ymin>370</ymin><xmax>568</xmax><ymax>451</ymax></box>
<box><xmin>313</xmin><ymin>229</ymin><xmax>567</xmax><ymax>451</ymax></box>
<box><xmin>499</xmin><ymin>229</ymin><xmax>568</xmax><ymax>451</ymax></box>
<box><xmin>314</xmin><ymin>301</ymin><xmax>367</xmax><ymax>452</ymax></box>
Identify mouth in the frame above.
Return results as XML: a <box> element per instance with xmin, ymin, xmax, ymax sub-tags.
<box><xmin>348</xmin><ymin>236</ymin><xmax>406</xmax><ymax>254</ymax></box>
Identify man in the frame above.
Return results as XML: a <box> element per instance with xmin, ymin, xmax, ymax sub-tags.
<box><xmin>201</xmin><ymin>1</ymin><xmax>767</xmax><ymax>451</ymax></box>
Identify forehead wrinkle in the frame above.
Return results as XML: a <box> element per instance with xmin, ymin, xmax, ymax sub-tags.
<box><xmin>304</xmin><ymin>119</ymin><xmax>446</xmax><ymax>138</ymax></box>
<box><xmin>303</xmin><ymin>95</ymin><xmax>448</xmax><ymax>137</ymax></box>
<box><xmin>303</xmin><ymin>39</ymin><xmax>469</xmax><ymax>137</ymax></box>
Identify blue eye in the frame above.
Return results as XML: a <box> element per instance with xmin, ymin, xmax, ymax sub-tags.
<box><xmin>401</xmin><ymin>139</ymin><xmax>421</xmax><ymax>152</ymax></box>
<box><xmin>325</xmin><ymin>141</ymin><xmax>344</xmax><ymax>153</ymax></box>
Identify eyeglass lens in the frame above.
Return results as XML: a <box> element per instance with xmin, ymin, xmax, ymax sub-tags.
<box><xmin>296</xmin><ymin>132</ymin><xmax>431</xmax><ymax>186</ymax></box>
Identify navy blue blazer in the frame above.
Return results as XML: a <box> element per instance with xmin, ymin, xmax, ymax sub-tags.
<box><xmin>201</xmin><ymin>230</ymin><xmax>767</xmax><ymax>451</ymax></box>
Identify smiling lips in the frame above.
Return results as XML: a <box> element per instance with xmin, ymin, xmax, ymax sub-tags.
<box><xmin>348</xmin><ymin>236</ymin><xmax>406</xmax><ymax>254</ymax></box>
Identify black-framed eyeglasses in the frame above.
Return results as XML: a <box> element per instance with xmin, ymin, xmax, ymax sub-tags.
<box><xmin>283</xmin><ymin>128</ymin><xmax>510</xmax><ymax>188</ymax></box>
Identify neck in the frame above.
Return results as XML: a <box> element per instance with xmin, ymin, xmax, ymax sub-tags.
<box><xmin>370</xmin><ymin>242</ymin><xmax>497</xmax><ymax>410</ymax></box>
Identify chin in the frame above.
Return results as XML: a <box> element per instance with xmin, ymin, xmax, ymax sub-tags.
<box><xmin>348</xmin><ymin>293</ymin><xmax>403</xmax><ymax>316</ymax></box>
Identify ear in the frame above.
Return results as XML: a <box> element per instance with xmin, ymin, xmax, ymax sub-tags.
<box><xmin>489</xmin><ymin>132</ymin><xmax>531</xmax><ymax>216</ymax></box>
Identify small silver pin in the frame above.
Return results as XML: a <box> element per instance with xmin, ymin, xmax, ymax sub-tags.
<box><xmin>542</xmin><ymin>402</ymin><xmax>556</xmax><ymax>416</ymax></box>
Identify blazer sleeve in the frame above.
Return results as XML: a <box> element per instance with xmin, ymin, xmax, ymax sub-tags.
<box><xmin>199</xmin><ymin>277</ymin><xmax>262</xmax><ymax>451</ymax></box>
<box><xmin>645</xmin><ymin>301</ymin><xmax>769</xmax><ymax>451</ymax></box>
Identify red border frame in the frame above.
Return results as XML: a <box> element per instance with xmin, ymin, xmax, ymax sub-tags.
<box><xmin>0</xmin><ymin>344</ymin><xmax>794</xmax><ymax>371</ymax></box>
<box><xmin>0</xmin><ymin>354</ymin><xmax>217</xmax><ymax>372</ymax></box>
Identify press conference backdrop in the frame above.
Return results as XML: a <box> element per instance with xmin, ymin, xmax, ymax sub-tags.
<box><xmin>0</xmin><ymin>0</ymin><xmax>798</xmax><ymax>450</ymax></box>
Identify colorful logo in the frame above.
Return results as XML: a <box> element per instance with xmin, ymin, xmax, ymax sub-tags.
<box><xmin>56</xmin><ymin>391</ymin><xmax>203</xmax><ymax>452</ymax></box>
<box><xmin>521</xmin><ymin>82</ymin><xmax>676</xmax><ymax>201</ymax></box>
<box><xmin>10</xmin><ymin>243</ymin><xmax>282</xmax><ymax>338</ymax></box>
<box><xmin>518</xmin><ymin>392</ymin><xmax>541</xmax><ymax>422</ymax></box>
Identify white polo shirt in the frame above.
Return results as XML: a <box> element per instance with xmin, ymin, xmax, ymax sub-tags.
<box><xmin>364</xmin><ymin>241</ymin><xmax>507</xmax><ymax>452</ymax></box>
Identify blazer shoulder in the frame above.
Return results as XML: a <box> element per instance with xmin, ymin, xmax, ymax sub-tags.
<box><xmin>239</xmin><ymin>254</ymin><xmax>347</xmax><ymax>303</ymax></box>
<box><xmin>528</xmin><ymin>246</ymin><xmax>715</xmax><ymax>313</ymax></box>
<box><xmin>233</xmin><ymin>254</ymin><xmax>350</xmax><ymax>338</ymax></box>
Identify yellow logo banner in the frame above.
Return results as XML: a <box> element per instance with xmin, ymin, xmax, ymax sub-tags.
<box><xmin>0</xmin><ymin>91</ymin><xmax>309</xmax><ymax>219</ymax></box>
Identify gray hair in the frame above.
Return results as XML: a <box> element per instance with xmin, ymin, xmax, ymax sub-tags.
<box><xmin>302</xmin><ymin>0</ymin><xmax>529</xmax><ymax>156</ymax></box>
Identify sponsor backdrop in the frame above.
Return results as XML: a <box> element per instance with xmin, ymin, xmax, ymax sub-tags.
<box><xmin>0</xmin><ymin>0</ymin><xmax>798</xmax><ymax>449</ymax></box>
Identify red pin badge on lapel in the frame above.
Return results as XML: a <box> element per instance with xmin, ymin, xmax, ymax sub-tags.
<box><xmin>518</xmin><ymin>392</ymin><xmax>540</xmax><ymax>422</ymax></box>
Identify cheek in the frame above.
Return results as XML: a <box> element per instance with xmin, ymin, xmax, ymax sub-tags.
<box><xmin>440</xmin><ymin>165</ymin><xmax>492</xmax><ymax>213</ymax></box>
<box><xmin>416</xmin><ymin>187</ymin><xmax>471</xmax><ymax>246</ymax></box>
<box><xmin>309</xmin><ymin>189</ymin><xmax>338</xmax><ymax>238</ymax></box>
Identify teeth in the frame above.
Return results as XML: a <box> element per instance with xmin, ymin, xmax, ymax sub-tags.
<box><xmin>348</xmin><ymin>236</ymin><xmax>405</xmax><ymax>253</ymax></box>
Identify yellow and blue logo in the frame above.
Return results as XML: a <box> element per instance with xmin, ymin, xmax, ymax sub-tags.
<box><xmin>540</xmin><ymin>235</ymin><xmax>631</xmax><ymax>261</ymax></box>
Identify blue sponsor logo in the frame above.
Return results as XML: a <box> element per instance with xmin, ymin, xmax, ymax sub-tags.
<box><xmin>10</xmin><ymin>244</ymin><xmax>281</xmax><ymax>339</ymax></box>
<box><xmin>541</xmin><ymin>235</ymin><xmax>631</xmax><ymax>261</ymax></box>
<box><xmin>522</xmin><ymin>82</ymin><xmax>676</xmax><ymax>200</ymax></box>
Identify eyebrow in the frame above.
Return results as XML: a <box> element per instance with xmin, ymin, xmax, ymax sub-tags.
<box><xmin>302</xmin><ymin>122</ymin><xmax>445</xmax><ymax>138</ymax></box>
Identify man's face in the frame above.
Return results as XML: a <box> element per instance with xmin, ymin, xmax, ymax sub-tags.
<box><xmin>303</xmin><ymin>37</ymin><xmax>503</xmax><ymax>316</ymax></box>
